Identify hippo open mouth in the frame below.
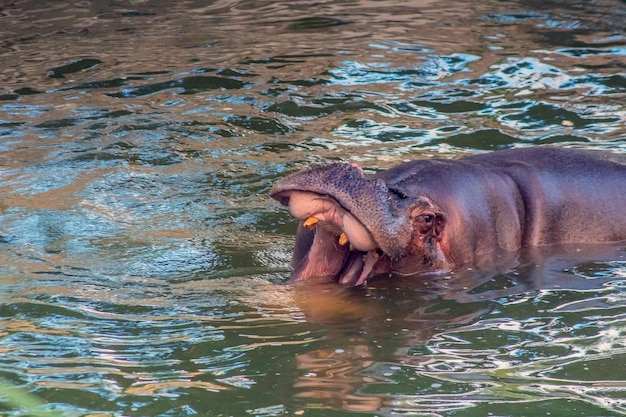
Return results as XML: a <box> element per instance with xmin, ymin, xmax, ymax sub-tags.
<box><xmin>275</xmin><ymin>190</ymin><xmax>383</xmax><ymax>285</ymax></box>
<box><xmin>271</xmin><ymin>163</ymin><xmax>411</xmax><ymax>285</ymax></box>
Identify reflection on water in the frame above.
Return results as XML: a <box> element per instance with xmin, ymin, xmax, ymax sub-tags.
<box><xmin>283</xmin><ymin>244</ymin><xmax>626</xmax><ymax>415</ymax></box>
<box><xmin>1</xmin><ymin>0</ymin><xmax>625</xmax><ymax>416</ymax></box>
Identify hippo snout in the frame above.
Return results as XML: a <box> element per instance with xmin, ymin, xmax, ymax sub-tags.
<box><xmin>270</xmin><ymin>163</ymin><xmax>411</xmax><ymax>284</ymax></box>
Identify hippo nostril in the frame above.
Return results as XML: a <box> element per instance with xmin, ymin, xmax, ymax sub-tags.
<box><xmin>388</xmin><ymin>186</ymin><xmax>409</xmax><ymax>199</ymax></box>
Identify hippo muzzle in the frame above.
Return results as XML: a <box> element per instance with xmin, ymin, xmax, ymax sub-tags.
<box><xmin>271</xmin><ymin>163</ymin><xmax>411</xmax><ymax>285</ymax></box>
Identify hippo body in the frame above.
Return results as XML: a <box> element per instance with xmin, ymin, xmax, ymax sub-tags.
<box><xmin>271</xmin><ymin>147</ymin><xmax>626</xmax><ymax>285</ymax></box>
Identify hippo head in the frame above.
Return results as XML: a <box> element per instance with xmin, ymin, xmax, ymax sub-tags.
<box><xmin>271</xmin><ymin>163</ymin><xmax>447</xmax><ymax>285</ymax></box>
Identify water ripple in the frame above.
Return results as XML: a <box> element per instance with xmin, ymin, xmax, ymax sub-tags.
<box><xmin>1</xmin><ymin>0</ymin><xmax>625</xmax><ymax>416</ymax></box>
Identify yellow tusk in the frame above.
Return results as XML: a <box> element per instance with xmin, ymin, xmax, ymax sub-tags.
<box><xmin>303</xmin><ymin>217</ymin><xmax>318</xmax><ymax>229</ymax></box>
<box><xmin>338</xmin><ymin>232</ymin><xmax>349</xmax><ymax>246</ymax></box>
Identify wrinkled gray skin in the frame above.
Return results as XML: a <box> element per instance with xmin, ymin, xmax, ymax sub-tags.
<box><xmin>271</xmin><ymin>147</ymin><xmax>626</xmax><ymax>286</ymax></box>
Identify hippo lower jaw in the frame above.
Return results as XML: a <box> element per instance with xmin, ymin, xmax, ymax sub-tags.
<box><xmin>276</xmin><ymin>190</ymin><xmax>387</xmax><ymax>285</ymax></box>
<box><xmin>292</xmin><ymin>222</ymin><xmax>384</xmax><ymax>286</ymax></box>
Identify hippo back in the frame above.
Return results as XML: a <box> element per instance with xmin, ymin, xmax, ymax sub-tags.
<box><xmin>467</xmin><ymin>147</ymin><xmax>626</xmax><ymax>246</ymax></box>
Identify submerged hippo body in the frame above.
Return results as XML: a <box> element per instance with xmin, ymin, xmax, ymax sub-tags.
<box><xmin>271</xmin><ymin>147</ymin><xmax>626</xmax><ymax>285</ymax></box>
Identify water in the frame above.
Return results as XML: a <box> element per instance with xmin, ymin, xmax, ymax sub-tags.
<box><xmin>1</xmin><ymin>0</ymin><xmax>625</xmax><ymax>416</ymax></box>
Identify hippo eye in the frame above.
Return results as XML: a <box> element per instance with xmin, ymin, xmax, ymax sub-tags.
<box><xmin>422</xmin><ymin>214</ymin><xmax>433</xmax><ymax>223</ymax></box>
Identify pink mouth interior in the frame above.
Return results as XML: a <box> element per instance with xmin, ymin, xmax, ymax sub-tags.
<box><xmin>283</xmin><ymin>191</ymin><xmax>383</xmax><ymax>285</ymax></box>
<box><xmin>286</xmin><ymin>191</ymin><xmax>377</xmax><ymax>252</ymax></box>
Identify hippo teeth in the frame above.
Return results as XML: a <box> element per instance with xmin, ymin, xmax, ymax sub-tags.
<box><xmin>338</xmin><ymin>249</ymin><xmax>382</xmax><ymax>286</ymax></box>
<box><xmin>338</xmin><ymin>232</ymin><xmax>349</xmax><ymax>246</ymax></box>
<box><xmin>354</xmin><ymin>250</ymin><xmax>381</xmax><ymax>286</ymax></box>
<box><xmin>303</xmin><ymin>216</ymin><xmax>318</xmax><ymax>229</ymax></box>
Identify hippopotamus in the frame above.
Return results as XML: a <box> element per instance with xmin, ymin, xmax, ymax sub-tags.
<box><xmin>271</xmin><ymin>146</ymin><xmax>626</xmax><ymax>286</ymax></box>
